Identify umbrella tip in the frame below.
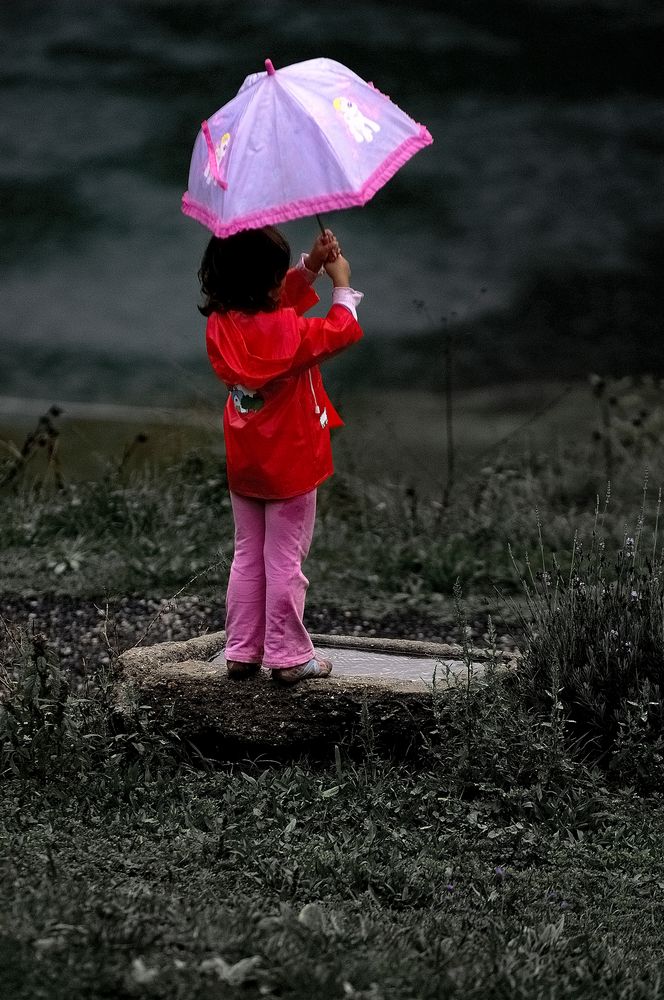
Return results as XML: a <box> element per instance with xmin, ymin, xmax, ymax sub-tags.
<box><xmin>265</xmin><ymin>58</ymin><xmax>276</xmax><ymax>75</ymax></box>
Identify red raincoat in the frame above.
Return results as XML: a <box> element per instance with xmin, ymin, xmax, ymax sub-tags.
<box><xmin>206</xmin><ymin>267</ymin><xmax>363</xmax><ymax>499</ymax></box>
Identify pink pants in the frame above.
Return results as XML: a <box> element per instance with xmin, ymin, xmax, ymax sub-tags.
<box><xmin>224</xmin><ymin>489</ymin><xmax>317</xmax><ymax>669</ymax></box>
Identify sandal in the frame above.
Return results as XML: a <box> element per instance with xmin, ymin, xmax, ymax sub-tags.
<box><xmin>226</xmin><ymin>659</ymin><xmax>262</xmax><ymax>680</ymax></box>
<box><xmin>272</xmin><ymin>656</ymin><xmax>333</xmax><ymax>685</ymax></box>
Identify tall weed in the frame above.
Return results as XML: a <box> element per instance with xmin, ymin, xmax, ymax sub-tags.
<box><xmin>514</xmin><ymin>489</ymin><xmax>664</xmax><ymax>790</ymax></box>
<box><xmin>0</xmin><ymin>624</ymin><xmax>186</xmax><ymax>789</ymax></box>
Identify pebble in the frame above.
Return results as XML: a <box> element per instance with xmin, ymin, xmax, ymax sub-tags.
<box><xmin>0</xmin><ymin>594</ymin><xmax>522</xmax><ymax>694</ymax></box>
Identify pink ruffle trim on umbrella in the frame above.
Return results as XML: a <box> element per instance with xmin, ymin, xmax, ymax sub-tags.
<box><xmin>182</xmin><ymin>125</ymin><xmax>433</xmax><ymax>237</ymax></box>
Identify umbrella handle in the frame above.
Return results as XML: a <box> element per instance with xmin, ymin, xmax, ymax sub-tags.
<box><xmin>315</xmin><ymin>213</ymin><xmax>326</xmax><ymax>236</ymax></box>
<box><xmin>201</xmin><ymin>120</ymin><xmax>229</xmax><ymax>191</ymax></box>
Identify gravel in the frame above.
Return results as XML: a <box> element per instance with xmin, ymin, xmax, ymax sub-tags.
<box><xmin>1</xmin><ymin>593</ymin><xmax>522</xmax><ymax>684</ymax></box>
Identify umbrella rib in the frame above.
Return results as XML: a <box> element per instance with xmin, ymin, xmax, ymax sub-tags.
<box><xmin>273</xmin><ymin>77</ymin><xmax>351</xmax><ymax>187</ymax></box>
<box><xmin>220</xmin><ymin>80</ymin><xmax>267</xmax><ymax>193</ymax></box>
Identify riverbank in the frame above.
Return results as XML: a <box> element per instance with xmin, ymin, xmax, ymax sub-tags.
<box><xmin>0</xmin><ymin>379</ymin><xmax>598</xmax><ymax>491</ymax></box>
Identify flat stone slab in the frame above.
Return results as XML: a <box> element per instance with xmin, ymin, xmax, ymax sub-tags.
<box><xmin>112</xmin><ymin>630</ymin><xmax>519</xmax><ymax>758</ymax></box>
<box><xmin>210</xmin><ymin>645</ymin><xmax>488</xmax><ymax>686</ymax></box>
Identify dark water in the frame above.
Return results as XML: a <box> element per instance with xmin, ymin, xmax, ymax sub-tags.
<box><xmin>1</xmin><ymin>0</ymin><xmax>662</xmax><ymax>405</ymax></box>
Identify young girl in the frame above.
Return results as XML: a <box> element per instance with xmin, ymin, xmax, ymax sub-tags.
<box><xmin>199</xmin><ymin>225</ymin><xmax>363</xmax><ymax>684</ymax></box>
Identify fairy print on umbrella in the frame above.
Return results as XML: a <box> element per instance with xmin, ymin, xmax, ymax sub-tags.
<box><xmin>204</xmin><ymin>132</ymin><xmax>231</xmax><ymax>186</ymax></box>
<box><xmin>333</xmin><ymin>98</ymin><xmax>380</xmax><ymax>143</ymax></box>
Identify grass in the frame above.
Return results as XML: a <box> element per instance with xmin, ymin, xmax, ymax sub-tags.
<box><xmin>2</xmin><ymin>620</ymin><xmax>664</xmax><ymax>1000</ymax></box>
<box><xmin>2</xmin><ymin>625</ymin><xmax>664</xmax><ymax>999</ymax></box>
<box><xmin>3</xmin><ymin>757</ymin><xmax>664</xmax><ymax>999</ymax></box>
<box><xmin>1</xmin><ymin>376</ymin><xmax>662</xmax><ymax>604</ymax></box>
<box><xmin>4</xmin><ymin>375</ymin><xmax>664</xmax><ymax>997</ymax></box>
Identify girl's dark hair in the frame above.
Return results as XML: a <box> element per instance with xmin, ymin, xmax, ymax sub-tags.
<box><xmin>198</xmin><ymin>225</ymin><xmax>291</xmax><ymax>316</ymax></box>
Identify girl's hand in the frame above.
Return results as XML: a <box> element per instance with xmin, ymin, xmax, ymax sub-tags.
<box><xmin>324</xmin><ymin>253</ymin><xmax>351</xmax><ymax>287</ymax></box>
<box><xmin>305</xmin><ymin>229</ymin><xmax>340</xmax><ymax>272</ymax></box>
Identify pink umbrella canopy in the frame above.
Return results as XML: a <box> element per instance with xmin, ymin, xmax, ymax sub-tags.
<box><xmin>182</xmin><ymin>57</ymin><xmax>433</xmax><ymax>237</ymax></box>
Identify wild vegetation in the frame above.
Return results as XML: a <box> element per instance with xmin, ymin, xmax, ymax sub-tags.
<box><xmin>2</xmin><ymin>375</ymin><xmax>664</xmax><ymax>998</ymax></box>
<box><xmin>3</xmin><ymin>375</ymin><xmax>664</xmax><ymax>603</ymax></box>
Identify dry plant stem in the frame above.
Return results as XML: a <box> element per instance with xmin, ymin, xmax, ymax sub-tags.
<box><xmin>129</xmin><ymin>558</ymin><xmax>227</xmax><ymax>650</ymax></box>
<box><xmin>486</xmin><ymin>614</ymin><xmax>498</xmax><ymax>675</ymax></box>
<box><xmin>443</xmin><ymin>329</ymin><xmax>455</xmax><ymax>508</ymax></box>
<box><xmin>633</xmin><ymin>469</ymin><xmax>648</xmax><ymax>561</ymax></box>
<box><xmin>1</xmin><ymin>439</ymin><xmax>36</xmax><ymax>488</ymax></box>
<box><xmin>602</xmin><ymin>481</ymin><xmax>611</xmax><ymax>530</ymax></box>
<box><xmin>117</xmin><ymin>434</ymin><xmax>148</xmax><ymax>477</ymax></box>
<box><xmin>452</xmin><ymin>383</ymin><xmax>575</xmax><ymax>494</ymax></box>
<box><xmin>653</xmin><ymin>487</ymin><xmax>662</xmax><ymax>564</ymax></box>
<box><xmin>1</xmin><ymin>408</ymin><xmax>62</xmax><ymax>488</ymax></box>
<box><xmin>453</xmin><ymin>578</ymin><xmax>474</xmax><ymax>764</ymax></box>
<box><xmin>94</xmin><ymin>600</ymin><xmax>117</xmax><ymax>661</ymax></box>
<box><xmin>568</xmin><ymin>531</ymin><xmax>578</xmax><ymax>589</ymax></box>
<box><xmin>536</xmin><ymin>507</ymin><xmax>546</xmax><ymax>578</ymax></box>
<box><xmin>46</xmin><ymin>433</ymin><xmax>65</xmax><ymax>492</ymax></box>
<box><xmin>599</xmin><ymin>386</ymin><xmax>613</xmax><ymax>484</ymax></box>
<box><xmin>0</xmin><ymin>439</ymin><xmax>22</xmax><ymax>461</ymax></box>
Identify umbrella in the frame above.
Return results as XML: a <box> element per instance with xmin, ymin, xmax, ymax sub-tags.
<box><xmin>181</xmin><ymin>56</ymin><xmax>433</xmax><ymax>237</ymax></box>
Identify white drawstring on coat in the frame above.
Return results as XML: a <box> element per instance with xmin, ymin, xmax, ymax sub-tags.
<box><xmin>308</xmin><ymin>370</ymin><xmax>320</xmax><ymax>414</ymax></box>
<box><xmin>308</xmin><ymin>370</ymin><xmax>328</xmax><ymax>428</ymax></box>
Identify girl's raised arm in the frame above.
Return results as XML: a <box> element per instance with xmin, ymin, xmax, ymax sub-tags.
<box><xmin>286</xmin><ymin>303</ymin><xmax>363</xmax><ymax>377</ymax></box>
